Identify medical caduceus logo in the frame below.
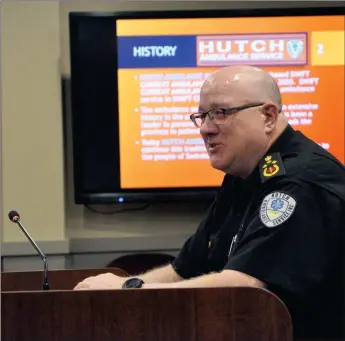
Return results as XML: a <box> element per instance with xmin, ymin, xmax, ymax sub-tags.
<box><xmin>262</xmin><ymin>155</ymin><xmax>280</xmax><ymax>177</ymax></box>
<box><xmin>287</xmin><ymin>40</ymin><xmax>304</xmax><ymax>59</ymax></box>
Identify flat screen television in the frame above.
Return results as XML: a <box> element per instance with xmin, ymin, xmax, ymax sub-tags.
<box><xmin>69</xmin><ymin>6</ymin><xmax>345</xmax><ymax>204</ymax></box>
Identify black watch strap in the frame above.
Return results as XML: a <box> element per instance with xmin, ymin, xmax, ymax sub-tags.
<box><xmin>122</xmin><ymin>277</ymin><xmax>144</xmax><ymax>289</ymax></box>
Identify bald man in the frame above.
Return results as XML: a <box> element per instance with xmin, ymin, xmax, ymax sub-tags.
<box><xmin>75</xmin><ymin>66</ymin><xmax>345</xmax><ymax>341</ymax></box>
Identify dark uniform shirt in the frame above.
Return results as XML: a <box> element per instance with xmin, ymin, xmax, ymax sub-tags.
<box><xmin>172</xmin><ymin>125</ymin><xmax>345</xmax><ymax>341</ymax></box>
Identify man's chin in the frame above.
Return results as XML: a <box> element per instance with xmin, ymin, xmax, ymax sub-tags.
<box><xmin>209</xmin><ymin>158</ymin><xmax>228</xmax><ymax>173</ymax></box>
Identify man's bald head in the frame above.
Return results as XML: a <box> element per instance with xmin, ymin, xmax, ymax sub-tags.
<box><xmin>201</xmin><ymin>65</ymin><xmax>282</xmax><ymax>111</ymax></box>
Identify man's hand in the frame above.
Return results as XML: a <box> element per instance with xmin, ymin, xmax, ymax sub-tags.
<box><xmin>74</xmin><ymin>273</ymin><xmax>127</xmax><ymax>290</ymax></box>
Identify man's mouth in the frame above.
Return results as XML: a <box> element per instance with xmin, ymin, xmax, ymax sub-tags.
<box><xmin>207</xmin><ymin>143</ymin><xmax>220</xmax><ymax>152</ymax></box>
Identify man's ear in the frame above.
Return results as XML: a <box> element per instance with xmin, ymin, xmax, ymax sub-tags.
<box><xmin>262</xmin><ymin>103</ymin><xmax>279</xmax><ymax>134</ymax></box>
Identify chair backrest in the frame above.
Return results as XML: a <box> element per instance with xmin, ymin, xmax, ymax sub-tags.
<box><xmin>107</xmin><ymin>253</ymin><xmax>175</xmax><ymax>275</ymax></box>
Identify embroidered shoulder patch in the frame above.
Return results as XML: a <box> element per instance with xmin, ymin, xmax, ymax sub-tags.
<box><xmin>259</xmin><ymin>152</ymin><xmax>286</xmax><ymax>183</ymax></box>
<box><xmin>260</xmin><ymin>192</ymin><xmax>296</xmax><ymax>228</ymax></box>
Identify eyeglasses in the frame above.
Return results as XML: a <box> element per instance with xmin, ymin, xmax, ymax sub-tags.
<box><xmin>190</xmin><ymin>102</ymin><xmax>265</xmax><ymax>128</ymax></box>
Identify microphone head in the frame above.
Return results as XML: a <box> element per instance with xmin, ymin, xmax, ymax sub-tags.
<box><xmin>8</xmin><ymin>210</ymin><xmax>20</xmax><ymax>222</ymax></box>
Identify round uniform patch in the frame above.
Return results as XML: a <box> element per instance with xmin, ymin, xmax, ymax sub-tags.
<box><xmin>260</xmin><ymin>192</ymin><xmax>296</xmax><ymax>228</ymax></box>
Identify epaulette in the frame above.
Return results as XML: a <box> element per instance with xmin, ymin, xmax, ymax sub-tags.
<box><xmin>259</xmin><ymin>152</ymin><xmax>286</xmax><ymax>183</ymax></box>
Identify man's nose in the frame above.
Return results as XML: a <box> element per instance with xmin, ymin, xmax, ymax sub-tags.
<box><xmin>200</xmin><ymin>115</ymin><xmax>218</xmax><ymax>136</ymax></box>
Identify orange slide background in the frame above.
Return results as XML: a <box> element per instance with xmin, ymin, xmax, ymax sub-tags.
<box><xmin>117</xmin><ymin>15</ymin><xmax>344</xmax><ymax>189</ymax></box>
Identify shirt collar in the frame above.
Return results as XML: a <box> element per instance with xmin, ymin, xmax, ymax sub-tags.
<box><xmin>244</xmin><ymin>124</ymin><xmax>296</xmax><ymax>187</ymax></box>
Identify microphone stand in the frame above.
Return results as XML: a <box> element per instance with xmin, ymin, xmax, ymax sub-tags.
<box><xmin>42</xmin><ymin>257</ymin><xmax>50</xmax><ymax>290</ymax></box>
<box><xmin>15</xmin><ymin>219</ymin><xmax>50</xmax><ymax>290</ymax></box>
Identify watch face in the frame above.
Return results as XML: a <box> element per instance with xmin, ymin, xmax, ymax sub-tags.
<box><xmin>123</xmin><ymin>278</ymin><xmax>143</xmax><ymax>288</ymax></box>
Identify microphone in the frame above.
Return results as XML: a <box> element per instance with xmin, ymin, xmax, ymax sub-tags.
<box><xmin>8</xmin><ymin>210</ymin><xmax>50</xmax><ymax>290</ymax></box>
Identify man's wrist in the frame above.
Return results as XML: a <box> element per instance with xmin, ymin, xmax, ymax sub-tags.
<box><xmin>141</xmin><ymin>282</ymin><xmax>174</xmax><ymax>289</ymax></box>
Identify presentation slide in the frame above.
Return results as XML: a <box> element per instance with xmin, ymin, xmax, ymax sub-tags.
<box><xmin>117</xmin><ymin>15</ymin><xmax>344</xmax><ymax>189</ymax></box>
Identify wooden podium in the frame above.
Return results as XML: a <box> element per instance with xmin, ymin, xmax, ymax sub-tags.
<box><xmin>1</xmin><ymin>268</ymin><xmax>293</xmax><ymax>341</ymax></box>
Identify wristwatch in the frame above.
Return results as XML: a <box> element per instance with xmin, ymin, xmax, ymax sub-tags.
<box><xmin>122</xmin><ymin>277</ymin><xmax>144</xmax><ymax>289</ymax></box>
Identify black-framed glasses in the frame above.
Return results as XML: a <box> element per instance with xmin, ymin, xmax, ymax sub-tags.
<box><xmin>190</xmin><ymin>102</ymin><xmax>265</xmax><ymax>128</ymax></box>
